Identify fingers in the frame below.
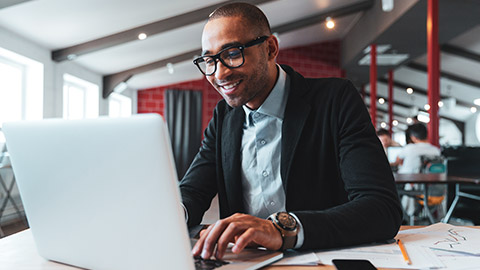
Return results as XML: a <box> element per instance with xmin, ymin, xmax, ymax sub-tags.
<box><xmin>193</xmin><ymin>219</ymin><xmax>230</xmax><ymax>259</ymax></box>
<box><xmin>191</xmin><ymin>214</ymin><xmax>283</xmax><ymax>260</ymax></box>
<box><xmin>215</xmin><ymin>221</ymin><xmax>246</xmax><ymax>258</ymax></box>
<box><xmin>231</xmin><ymin>227</ymin><xmax>256</xmax><ymax>254</ymax></box>
<box><xmin>192</xmin><ymin>225</ymin><xmax>213</xmax><ymax>256</ymax></box>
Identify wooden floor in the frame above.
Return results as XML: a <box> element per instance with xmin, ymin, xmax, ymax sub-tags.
<box><xmin>0</xmin><ymin>218</ymin><xmax>29</xmax><ymax>238</ymax></box>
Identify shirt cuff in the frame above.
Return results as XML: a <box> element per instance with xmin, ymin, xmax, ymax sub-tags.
<box><xmin>289</xmin><ymin>212</ymin><xmax>304</xmax><ymax>249</ymax></box>
<box><xmin>181</xmin><ymin>203</ymin><xmax>189</xmax><ymax>223</ymax></box>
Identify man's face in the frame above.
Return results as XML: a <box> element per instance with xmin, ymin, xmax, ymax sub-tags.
<box><xmin>378</xmin><ymin>134</ymin><xmax>391</xmax><ymax>148</ymax></box>
<box><xmin>201</xmin><ymin>16</ymin><xmax>274</xmax><ymax>109</ymax></box>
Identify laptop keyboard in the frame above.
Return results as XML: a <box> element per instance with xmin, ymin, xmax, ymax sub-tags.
<box><xmin>194</xmin><ymin>256</ymin><xmax>229</xmax><ymax>270</ymax></box>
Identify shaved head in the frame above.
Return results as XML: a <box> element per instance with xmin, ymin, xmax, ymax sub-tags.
<box><xmin>208</xmin><ymin>2</ymin><xmax>271</xmax><ymax>37</ymax></box>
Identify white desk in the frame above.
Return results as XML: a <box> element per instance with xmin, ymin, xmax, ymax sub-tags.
<box><xmin>0</xmin><ymin>229</ymin><xmax>77</xmax><ymax>270</ymax></box>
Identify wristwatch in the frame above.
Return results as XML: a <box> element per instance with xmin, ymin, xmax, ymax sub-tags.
<box><xmin>267</xmin><ymin>212</ymin><xmax>298</xmax><ymax>250</ymax></box>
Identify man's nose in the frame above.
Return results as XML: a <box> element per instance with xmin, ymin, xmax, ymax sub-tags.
<box><xmin>215</xmin><ymin>60</ymin><xmax>232</xmax><ymax>81</ymax></box>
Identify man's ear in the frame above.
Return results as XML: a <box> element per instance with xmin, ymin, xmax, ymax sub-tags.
<box><xmin>266</xmin><ymin>35</ymin><xmax>279</xmax><ymax>60</ymax></box>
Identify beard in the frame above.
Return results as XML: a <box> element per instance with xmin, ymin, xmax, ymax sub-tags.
<box><xmin>213</xmin><ymin>54</ymin><xmax>272</xmax><ymax>109</ymax></box>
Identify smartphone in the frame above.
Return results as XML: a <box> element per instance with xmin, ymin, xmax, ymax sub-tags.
<box><xmin>332</xmin><ymin>259</ymin><xmax>377</xmax><ymax>270</ymax></box>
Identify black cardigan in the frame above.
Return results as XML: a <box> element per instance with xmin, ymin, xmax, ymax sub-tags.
<box><xmin>179</xmin><ymin>64</ymin><xmax>402</xmax><ymax>250</ymax></box>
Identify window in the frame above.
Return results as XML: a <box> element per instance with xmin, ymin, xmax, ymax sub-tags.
<box><xmin>108</xmin><ymin>93</ymin><xmax>132</xmax><ymax>118</ymax></box>
<box><xmin>0</xmin><ymin>47</ymin><xmax>43</xmax><ymax>143</ymax></box>
<box><xmin>63</xmin><ymin>74</ymin><xmax>99</xmax><ymax>119</ymax></box>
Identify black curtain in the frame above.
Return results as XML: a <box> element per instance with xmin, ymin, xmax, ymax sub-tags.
<box><xmin>165</xmin><ymin>89</ymin><xmax>202</xmax><ymax>179</ymax></box>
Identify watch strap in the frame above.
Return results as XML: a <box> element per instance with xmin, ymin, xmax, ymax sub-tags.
<box><xmin>268</xmin><ymin>213</ymin><xmax>298</xmax><ymax>250</ymax></box>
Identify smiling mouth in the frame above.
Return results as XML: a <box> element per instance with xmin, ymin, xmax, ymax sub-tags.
<box><xmin>218</xmin><ymin>81</ymin><xmax>241</xmax><ymax>94</ymax></box>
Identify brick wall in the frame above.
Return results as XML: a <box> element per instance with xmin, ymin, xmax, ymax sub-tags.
<box><xmin>277</xmin><ymin>40</ymin><xmax>343</xmax><ymax>78</ymax></box>
<box><xmin>137</xmin><ymin>40</ymin><xmax>343</xmax><ymax>134</ymax></box>
<box><xmin>137</xmin><ymin>79</ymin><xmax>218</xmax><ymax>135</ymax></box>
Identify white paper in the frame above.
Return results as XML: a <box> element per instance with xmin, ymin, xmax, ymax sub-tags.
<box><xmin>272</xmin><ymin>251</ymin><xmax>319</xmax><ymax>266</ymax></box>
<box><xmin>433</xmin><ymin>249</ymin><xmax>480</xmax><ymax>270</ymax></box>
<box><xmin>397</xmin><ymin>223</ymin><xmax>480</xmax><ymax>255</ymax></box>
<box><xmin>315</xmin><ymin>243</ymin><xmax>443</xmax><ymax>269</ymax></box>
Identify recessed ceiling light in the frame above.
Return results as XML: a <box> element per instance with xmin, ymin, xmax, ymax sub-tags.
<box><xmin>424</xmin><ymin>104</ymin><xmax>431</xmax><ymax>110</ymax></box>
<box><xmin>378</xmin><ymin>98</ymin><xmax>385</xmax><ymax>104</ymax></box>
<box><xmin>380</xmin><ymin>122</ymin><xmax>387</xmax><ymax>128</ymax></box>
<box><xmin>392</xmin><ymin>120</ymin><xmax>398</xmax><ymax>126</ymax></box>
<box><xmin>406</xmin><ymin>117</ymin><xmax>413</xmax><ymax>124</ymax></box>
<box><xmin>471</xmin><ymin>107</ymin><xmax>477</xmax><ymax>113</ymax></box>
<box><xmin>138</xmin><ymin>33</ymin><xmax>147</xmax><ymax>40</ymax></box>
<box><xmin>325</xmin><ymin>17</ymin><xmax>335</xmax><ymax>29</ymax></box>
<box><xmin>438</xmin><ymin>101</ymin><xmax>443</xmax><ymax>107</ymax></box>
<box><xmin>406</xmin><ymin>87</ymin><xmax>413</xmax><ymax>94</ymax></box>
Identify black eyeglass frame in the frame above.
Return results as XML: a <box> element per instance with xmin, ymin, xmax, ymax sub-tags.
<box><xmin>193</xmin><ymin>36</ymin><xmax>269</xmax><ymax>76</ymax></box>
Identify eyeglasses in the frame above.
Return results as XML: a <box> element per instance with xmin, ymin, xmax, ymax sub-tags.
<box><xmin>193</xmin><ymin>36</ymin><xmax>269</xmax><ymax>76</ymax></box>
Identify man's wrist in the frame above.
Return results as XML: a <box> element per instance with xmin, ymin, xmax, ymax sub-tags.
<box><xmin>267</xmin><ymin>212</ymin><xmax>298</xmax><ymax>250</ymax></box>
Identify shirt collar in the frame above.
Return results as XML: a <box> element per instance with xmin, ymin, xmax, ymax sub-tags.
<box><xmin>242</xmin><ymin>65</ymin><xmax>289</xmax><ymax>124</ymax></box>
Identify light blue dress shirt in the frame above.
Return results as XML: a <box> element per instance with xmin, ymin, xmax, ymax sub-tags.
<box><xmin>241</xmin><ymin>65</ymin><xmax>304</xmax><ymax>248</ymax></box>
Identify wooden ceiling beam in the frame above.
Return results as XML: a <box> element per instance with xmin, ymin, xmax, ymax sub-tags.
<box><xmin>103</xmin><ymin>0</ymin><xmax>374</xmax><ymax>98</ymax></box>
<box><xmin>52</xmin><ymin>0</ymin><xmax>277</xmax><ymax>62</ymax></box>
<box><xmin>364</xmin><ymin>92</ymin><xmax>464</xmax><ymax>127</ymax></box>
<box><xmin>377</xmin><ymin>78</ymin><xmax>472</xmax><ymax>108</ymax></box>
<box><xmin>441</xmin><ymin>44</ymin><xmax>480</xmax><ymax>63</ymax></box>
<box><xmin>407</xmin><ymin>62</ymin><xmax>480</xmax><ymax>90</ymax></box>
<box><xmin>271</xmin><ymin>0</ymin><xmax>373</xmax><ymax>33</ymax></box>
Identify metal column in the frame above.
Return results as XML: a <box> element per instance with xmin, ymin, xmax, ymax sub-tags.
<box><xmin>370</xmin><ymin>44</ymin><xmax>377</xmax><ymax>129</ymax></box>
<box><xmin>388</xmin><ymin>70</ymin><xmax>394</xmax><ymax>136</ymax></box>
<box><xmin>427</xmin><ymin>0</ymin><xmax>440</xmax><ymax>146</ymax></box>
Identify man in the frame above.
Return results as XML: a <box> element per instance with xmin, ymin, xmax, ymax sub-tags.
<box><xmin>394</xmin><ymin>123</ymin><xmax>442</xmax><ymax>218</ymax></box>
<box><xmin>180</xmin><ymin>2</ymin><xmax>402</xmax><ymax>260</ymax></box>
<box><xmin>376</xmin><ymin>128</ymin><xmax>400</xmax><ymax>151</ymax></box>
<box><xmin>395</xmin><ymin>123</ymin><xmax>441</xmax><ymax>174</ymax></box>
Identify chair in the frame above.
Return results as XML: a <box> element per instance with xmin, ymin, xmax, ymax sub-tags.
<box><xmin>412</xmin><ymin>156</ymin><xmax>447</xmax><ymax>224</ymax></box>
<box><xmin>0</xmin><ymin>145</ymin><xmax>26</xmax><ymax>237</ymax></box>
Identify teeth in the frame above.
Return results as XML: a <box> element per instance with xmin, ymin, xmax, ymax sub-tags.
<box><xmin>221</xmin><ymin>81</ymin><xmax>239</xmax><ymax>90</ymax></box>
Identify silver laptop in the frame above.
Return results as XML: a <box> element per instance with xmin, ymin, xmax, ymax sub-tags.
<box><xmin>3</xmin><ymin>114</ymin><xmax>282</xmax><ymax>270</ymax></box>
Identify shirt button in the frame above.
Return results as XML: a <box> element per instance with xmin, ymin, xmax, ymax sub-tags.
<box><xmin>260</xmin><ymin>139</ymin><xmax>266</xmax><ymax>145</ymax></box>
<box><xmin>262</xmin><ymin>170</ymin><xmax>269</xmax><ymax>177</ymax></box>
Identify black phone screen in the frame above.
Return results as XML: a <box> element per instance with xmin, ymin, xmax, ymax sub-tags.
<box><xmin>332</xmin><ymin>259</ymin><xmax>377</xmax><ymax>270</ymax></box>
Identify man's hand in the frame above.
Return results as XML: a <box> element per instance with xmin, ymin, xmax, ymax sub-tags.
<box><xmin>192</xmin><ymin>213</ymin><xmax>282</xmax><ymax>259</ymax></box>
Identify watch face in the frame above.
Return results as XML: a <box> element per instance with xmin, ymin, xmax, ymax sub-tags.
<box><xmin>277</xmin><ymin>212</ymin><xmax>297</xmax><ymax>231</ymax></box>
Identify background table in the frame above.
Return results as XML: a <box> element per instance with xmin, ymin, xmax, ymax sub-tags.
<box><xmin>394</xmin><ymin>173</ymin><xmax>480</xmax><ymax>223</ymax></box>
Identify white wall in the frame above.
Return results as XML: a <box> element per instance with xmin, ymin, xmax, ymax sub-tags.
<box><xmin>0</xmin><ymin>26</ymin><xmax>118</xmax><ymax>223</ymax></box>
<box><xmin>0</xmin><ymin>25</ymin><xmax>110</xmax><ymax>118</ymax></box>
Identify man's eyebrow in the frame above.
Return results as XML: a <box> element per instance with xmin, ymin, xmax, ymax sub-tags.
<box><xmin>202</xmin><ymin>41</ymin><xmax>243</xmax><ymax>56</ymax></box>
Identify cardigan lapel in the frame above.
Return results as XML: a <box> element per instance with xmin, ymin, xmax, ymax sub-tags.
<box><xmin>221</xmin><ymin>107</ymin><xmax>245</xmax><ymax>213</ymax></box>
<box><xmin>281</xmin><ymin>66</ymin><xmax>311</xmax><ymax>192</ymax></box>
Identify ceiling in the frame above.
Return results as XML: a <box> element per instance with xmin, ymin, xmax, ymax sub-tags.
<box><xmin>1</xmin><ymin>0</ymin><xmax>480</xmax><ymax>131</ymax></box>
